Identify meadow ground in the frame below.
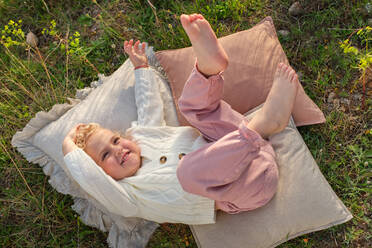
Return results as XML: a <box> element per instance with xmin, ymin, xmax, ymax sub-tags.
<box><xmin>0</xmin><ymin>0</ymin><xmax>371</xmax><ymax>247</ymax></box>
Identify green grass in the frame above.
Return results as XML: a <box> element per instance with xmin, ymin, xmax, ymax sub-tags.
<box><xmin>1</xmin><ymin>0</ymin><xmax>371</xmax><ymax>247</ymax></box>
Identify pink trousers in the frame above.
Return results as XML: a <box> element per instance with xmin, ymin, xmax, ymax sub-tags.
<box><xmin>176</xmin><ymin>66</ymin><xmax>279</xmax><ymax>214</ymax></box>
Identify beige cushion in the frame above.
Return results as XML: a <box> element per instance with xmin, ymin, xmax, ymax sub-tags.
<box><xmin>189</xmin><ymin>106</ymin><xmax>352</xmax><ymax>248</ymax></box>
<box><xmin>155</xmin><ymin>16</ymin><xmax>326</xmax><ymax>127</ymax></box>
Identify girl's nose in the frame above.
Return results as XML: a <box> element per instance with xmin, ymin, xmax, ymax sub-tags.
<box><xmin>116</xmin><ymin>148</ymin><xmax>123</xmax><ymax>157</ymax></box>
<box><xmin>116</xmin><ymin>148</ymin><xmax>128</xmax><ymax>157</ymax></box>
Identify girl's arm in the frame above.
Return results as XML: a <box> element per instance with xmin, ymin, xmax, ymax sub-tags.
<box><xmin>124</xmin><ymin>40</ymin><xmax>166</xmax><ymax>127</ymax></box>
<box><xmin>64</xmin><ymin>148</ymin><xmax>138</xmax><ymax>217</ymax></box>
<box><xmin>62</xmin><ymin>125</ymin><xmax>79</xmax><ymax>155</ymax></box>
<box><xmin>62</xmin><ymin>125</ymin><xmax>138</xmax><ymax>217</ymax></box>
<box><xmin>133</xmin><ymin>67</ymin><xmax>166</xmax><ymax>126</ymax></box>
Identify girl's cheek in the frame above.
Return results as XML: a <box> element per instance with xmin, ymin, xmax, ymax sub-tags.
<box><xmin>103</xmin><ymin>162</ymin><xmax>116</xmax><ymax>177</ymax></box>
<box><xmin>129</xmin><ymin>142</ymin><xmax>139</xmax><ymax>153</ymax></box>
<box><xmin>102</xmin><ymin>158</ymin><xmax>114</xmax><ymax>172</ymax></box>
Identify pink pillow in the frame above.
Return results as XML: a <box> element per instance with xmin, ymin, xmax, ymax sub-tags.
<box><xmin>155</xmin><ymin>17</ymin><xmax>325</xmax><ymax>127</ymax></box>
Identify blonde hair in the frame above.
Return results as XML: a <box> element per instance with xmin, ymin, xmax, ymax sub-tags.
<box><xmin>74</xmin><ymin>123</ymin><xmax>135</xmax><ymax>150</ymax></box>
<box><xmin>75</xmin><ymin>123</ymin><xmax>101</xmax><ymax>149</ymax></box>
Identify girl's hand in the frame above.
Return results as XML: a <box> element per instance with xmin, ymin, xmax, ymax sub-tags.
<box><xmin>124</xmin><ymin>39</ymin><xmax>148</xmax><ymax>69</ymax></box>
<box><xmin>62</xmin><ymin>124</ymin><xmax>81</xmax><ymax>155</ymax></box>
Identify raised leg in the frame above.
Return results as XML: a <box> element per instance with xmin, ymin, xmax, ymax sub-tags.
<box><xmin>179</xmin><ymin>13</ymin><xmax>243</xmax><ymax>141</ymax></box>
<box><xmin>178</xmin><ymin>68</ymin><xmax>245</xmax><ymax>142</ymax></box>
<box><xmin>180</xmin><ymin>13</ymin><xmax>228</xmax><ymax>76</ymax></box>
<box><xmin>246</xmin><ymin>63</ymin><xmax>298</xmax><ymax>138</ymax></box>
<box><xmin>177</xmin><ymin>14</ymin><xmax>298</xmax><ymax>213</ymax></box>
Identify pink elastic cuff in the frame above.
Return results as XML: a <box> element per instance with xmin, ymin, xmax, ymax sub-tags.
<box><xmin>239</xmin><ymin>120</ymin><xmax>276</xmax><ymax>157</ymax></box>
<box><xmin>239</xmin><ymin>120</ymin><xmax>268</xmax><ymax>147</ymax></box>
<box><xmin>134</xmin><ymin>64</ymin><xmax>149</xmax><ymax>70</ymax></box>
<box><xmin>194</xmin><ymin>60</ymin><xmax>224</xmax><ymax>80</ymax></box>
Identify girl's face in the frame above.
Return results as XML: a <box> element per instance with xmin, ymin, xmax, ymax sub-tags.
<box><xmin>84</xmin><ymin>127</ymin><xmax>141</xmax><ymax>180</ymax></box>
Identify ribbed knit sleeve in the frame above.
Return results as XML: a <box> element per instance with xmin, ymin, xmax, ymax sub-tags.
<box><xmin>64</xmin><ymin>148</ymin><xmax>138</xmax><ymax>217</ymax></box>
<box><xmin>133</xmin><ymin>68</ymin><xmax>166</xmax><ymax>127</ymax></box>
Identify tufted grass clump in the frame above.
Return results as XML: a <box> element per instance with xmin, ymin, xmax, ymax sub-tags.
<box><xmin>340</xmin><ymin>26</ymin><xmax>372</xmax><ymax>109</ymax></box>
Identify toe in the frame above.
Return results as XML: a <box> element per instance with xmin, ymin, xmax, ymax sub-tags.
<box><xmin>180</xmin><ymin>14</ymin><xmax>190</xmax><ymax>27</ymax></box>
<box><xmin>288</xmin><ymin>69</ymin><xmax>295</xmax><ymax>81</ymax></box>
<box><xmin>190</xmin><ymin>14</ymin><xmax>198</xmax><ymax>21</ymax></box>
<box><xmin>285</xmin><ymin>66</ymin><xmax>292</xmax><ymax>77</ymax></box>
<box><xmin>280</xmin><ymin>63</ymin><xmax>288</xmax><ymax>75</ymax></box>
<box><xmin>278</xmin><ymin>63</ymin><xmax>285</xmax><ymax>72</ymax></box>
<box><xmin>291</xmin><ymin>73</ymin><xmax>298</xmax><ymax>83</ymax></box>
<box><xmin>196</xmin><ymin>14</ymin><xmax>204</xmax><ymax>19</ymax></box>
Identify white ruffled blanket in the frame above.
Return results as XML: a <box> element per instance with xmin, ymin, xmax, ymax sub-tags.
<box><xmin>12</xmin><ymin>46</ymin><xmax>172</xmax><ymax>248</ymax></box>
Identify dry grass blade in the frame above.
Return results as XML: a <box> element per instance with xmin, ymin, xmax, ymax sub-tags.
<box><xmin>0</xmin><ymin>142</ymin><xmax>36</xmax><ymax>199</ymax></box>
<box><xmin>147</xmin><ymin>0</ymin><xmax>160</xmax><ymax>25</ymax></box>
<box><xmin>34</xmin><ymin>46</ymin><xmax>58</xmax><ymax>103</ymax></box>
<box><xmin>1</xmin><ymin>75</ymin><xmax>45</xmax><ymax>109</ymax></box>
<box><xmin>41</xmin><ymin>0</ymin><xmax>50</xmax><ymax>13</ymax></box>
<box><xmin>64</xmin><ymin>27</ymin><xmax>70</xmax><ymax>94</ymax></box>
<box><xmin>1</xmin><ymin>46</ymin><xmax>44</xmax><ymax>90</ymax></box>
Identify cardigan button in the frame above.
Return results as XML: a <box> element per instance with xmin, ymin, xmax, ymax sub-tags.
<box><xmin>159</xmin><ymin>156</ymin><xmax>167</xmax><ymax>164</ymax></box>
<box><xmin>178</xmin><ymin>153</ymin><xmax>186</xmax><ymax>160</ymax></box>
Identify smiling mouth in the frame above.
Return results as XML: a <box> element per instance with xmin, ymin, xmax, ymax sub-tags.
<box><xmin>121</xmin><ymin>151</ymin><xmax>130</xmax><ymax>166</ymax></box>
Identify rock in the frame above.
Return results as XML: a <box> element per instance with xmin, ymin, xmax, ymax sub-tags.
<box><xmin>326</xmin><ymin>104</ymin><xmax>333</xmax><ymax>112</ymax></box>
<box><xmin>26</xmin><ymin>32</ymin><xmax>38</xmax><ymax>47</ymax></box>
<box><xmin>352</xmin><ymin>94</ymin><xmax>362</xmax><ymax>101</ymax></box>
<box><xmin>288</xmin><ymin>2</ymin><xmax>303</xmax><ymax>16</ymax></box>
<box><xmin>278</xmin><ymin>30</ymin><xmax>290</xmax><ymax>37</ymax></box>
<box><xmin>340</xmin><ymin>98</ymin><xmax>350</xmax><ymax>105</ymax></box>
<box><xmin>365</xmin><ymin>3</ymin><xmax>372</xmax><ymax>17</ymax></box>
<box><xmin>333</xmin><ymin>98</ymin><xmax>340</xmax><ymax>108</ymax></box>
<box><xmin>361</xmin><ymin>3</ymin><xmax>372</xmax><ymax>17</ymax></box>
<box><xmin>328</xmin><ymin>92</ymin><xmax>336</xmax><ymax>103</ymax></box>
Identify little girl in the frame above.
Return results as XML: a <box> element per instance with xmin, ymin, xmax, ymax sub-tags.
<box><xmin>63</xmin><ymin>14</ymin><xmax>298</xmax><ymax>225</ymax></box>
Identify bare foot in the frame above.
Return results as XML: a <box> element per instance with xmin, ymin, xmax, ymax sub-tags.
<box><xmin>246</xmin><ymin>63</ymin><xmax>298</xmax><ymax>139</ymax></box>
<box><xmin>180</xmin><ymin>14</ymin><xmax>228</xmax><ymax>76</ymax></box>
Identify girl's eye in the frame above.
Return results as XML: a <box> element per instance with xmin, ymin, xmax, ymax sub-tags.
<box><xmin>113</xmin><ymin>137</ymin><xmax>120</xmax><ymax>144</ymax></box>
<box><xmin>102</xmin><ymin>152</ymin><xmax>109</xmax><ymax>161</ymax></box>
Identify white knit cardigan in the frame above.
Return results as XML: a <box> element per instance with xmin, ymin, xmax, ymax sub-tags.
<box><xmin>64</xmin><ymin>68</ymin><xmax>216</xmax><ymax>225</ymax></box>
